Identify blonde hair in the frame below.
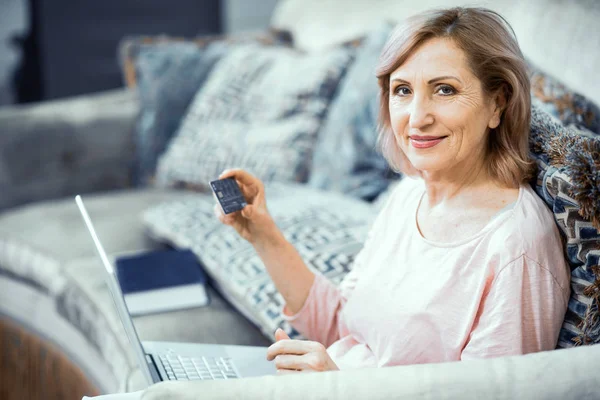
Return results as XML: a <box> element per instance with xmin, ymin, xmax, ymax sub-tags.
<box><xmin>376</xmin><ymin>7</ymin><xmax>534</xmax><ymax>187</ymax></box>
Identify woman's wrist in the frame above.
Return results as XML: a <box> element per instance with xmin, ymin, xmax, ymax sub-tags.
<box><xmin>252</xmin><ymin>220</ymin><xmax>286</xmax><ymax>252</ymax></box>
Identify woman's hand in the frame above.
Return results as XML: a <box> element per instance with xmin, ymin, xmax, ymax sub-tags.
<box><xmin>213</xmin><ymin>169</ymin><xmax>278</xmax><ymax>246</ymax></box>
<box><xmin>267</xmin><ymin>329</ymin><xmax>339</xmax><ymax>374</ymax></box>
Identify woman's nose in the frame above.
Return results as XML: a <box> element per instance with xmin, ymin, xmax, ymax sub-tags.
<box><xmin>408</xmin><ymin>95</ymin><xmax>434</xmax><ymax>129</ymax></box>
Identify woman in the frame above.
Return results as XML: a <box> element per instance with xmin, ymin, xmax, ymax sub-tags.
<box><xmin>85</xmin><ymin>7</ymin><xmax>572</xmax><ymax>400</ymax></box>
<box><xmin>214</xmin><ymin>7</ymin><xmax>570</xmax><ymax>373</ymax></box>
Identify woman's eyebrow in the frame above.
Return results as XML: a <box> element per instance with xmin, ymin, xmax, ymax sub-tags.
<box><xmin>390</xmin><ymin>77</ymin><xmax>410</xmax><ymax>84</ymax></box>
<box><xmin>390</xmin><ymin>76</ymin><xmax>462</xmax><ymax>84</ymax></box>
<box><xmin>427</xmin><ymin>75</ymin><xmax>462</xmax><ymax>84</ymax></box>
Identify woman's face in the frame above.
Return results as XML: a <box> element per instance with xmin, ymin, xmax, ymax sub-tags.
<box><xmin>388</xmin><ymin>38</ymin><xmax>501</xmax><ymax>178</ymax></box>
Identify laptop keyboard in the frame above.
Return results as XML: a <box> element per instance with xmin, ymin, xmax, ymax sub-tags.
<box><xmin>158</xmin><ymin>353</ymin><xmax>239</xmax><ymax>381</ymax></box>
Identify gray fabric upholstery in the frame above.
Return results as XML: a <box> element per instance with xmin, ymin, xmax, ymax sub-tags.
<box><xmin>0</xmin><ymin>188</ymin><xmax>182</xmax><ymax>264</ymax></box>
<box><xmin>0</xmin><ymin>189</ymin><xmax>272</xmax><ymax>394</ymax></box>
<box><xmin>0</xmin><ymin>89</ymin><xmax>139</xmax><ymax>212</ymax></box>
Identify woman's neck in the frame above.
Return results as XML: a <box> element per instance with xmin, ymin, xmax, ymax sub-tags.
<box><xmin>420</xmin><ymin>157</ymin><xmax>492</xmax><ymax>209</ymax></box>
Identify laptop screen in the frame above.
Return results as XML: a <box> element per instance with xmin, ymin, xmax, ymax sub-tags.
<box><xmin>75</xmin><ymin>195</ymin><xmax>154</xmax><ymax>387</ymax></box>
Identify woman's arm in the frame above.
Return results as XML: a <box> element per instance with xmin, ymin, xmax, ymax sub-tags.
<box><xmin>253</xmin><ymin>227</ymin><xmax>316</xmax><ymax>314</ymax></box>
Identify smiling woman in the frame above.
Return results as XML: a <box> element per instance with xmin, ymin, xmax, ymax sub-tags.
<box><xmin>374</xmin><ymin>7</ymin><xmax>539</xmax><ymax>245</ymax></box>
<box><xmin>376</xmin><ymin>8</ymin><xmax>533</xmax><ymax>188</ymax></box>
<box><xmin>81</xmin><ymin>7</ymin><xmax>576</xmax><ymax>400</ymax></box>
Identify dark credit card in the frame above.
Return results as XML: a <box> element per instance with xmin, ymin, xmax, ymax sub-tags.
<box><xmin>210</xmin><ymin>178</ymin><xmax>248</xmax><ymax>214</ymax></box>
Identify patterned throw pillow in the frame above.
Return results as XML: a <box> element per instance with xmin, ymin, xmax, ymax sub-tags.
<box><xmin>154</xmin><ymin>43</ymin><xmax>354</xmax><ymax>191</ymax></box>
<box><xmin>143</xmin><ymin>183</ymin><xmax>374</xmax><ymax>340</ymax></box>
<box><xmin>307</xmin><ymin>24</ymin><xmax>400</xmax><ymax>201</ymax></box>
<box><xmin>529</xmin><ymin>105</ymin><xmax>600</xmax><ymax>348</ymax></box>
<box><xmin>118</xmin><ymin>31</ymin><xmax>292</xmax><ymax>185</ymax></box>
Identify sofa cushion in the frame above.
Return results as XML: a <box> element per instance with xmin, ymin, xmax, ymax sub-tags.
<box><xmin>154</xmin><ymin>43</ymin><xmax>354</xmax><ymax>192</ymax></box>
<box><xmin>143</xmin><ymin>183</ymin><xmax>375</xmax><ymax>340</ymax></box>
<box><xmin>307</xmin><ymin>24</ymin><xmax>400</xmax><ymax>201</ymax></box>
<box><xmin>118</xmin><ymin>32</ymin><xmax>292</xmax><ymax>185</ymax></box>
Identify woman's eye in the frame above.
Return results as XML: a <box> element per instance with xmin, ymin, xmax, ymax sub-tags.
<box><xmin>436</xmin><ymin>85</ymin><xmax>456</xmax><ymax>96</ymax></box>
<box><xmin>394</xmin><ymin>86</ymin><xmax>412</xmax><ymax>96</ymax></box>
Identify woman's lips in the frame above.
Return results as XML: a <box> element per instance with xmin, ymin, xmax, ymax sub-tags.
<box><xmin>409</xmin><ymin>136</ymin><xmax>447</xmax><ymax>149</ymax></box>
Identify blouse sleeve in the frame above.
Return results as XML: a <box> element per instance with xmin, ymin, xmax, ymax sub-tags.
<box><xmin>461</xmin><ymin>255</ymin><xmax>569</xmax><ymax>359</ymax></box>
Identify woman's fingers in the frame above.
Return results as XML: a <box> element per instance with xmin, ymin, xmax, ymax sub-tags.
<box><xmin>240</xmin><ymin>204</ymin><xmax>254</xmax><ymax>219</ymax></box>
<box><xmin>218</xmin><ymin>168</ymin><xmax>262</xmax><ymax>199</ymax></box>
<box><xmin>213</xmin><ymin>204</ymin><xmax>236</xmax><ymax>225</ymax></box>
<box><xmin>273</xmin><ymin>354</ymin><xmax>311</xmax><ymax>371</ymax></box>
<box><xmin>213</xmin><ymin>201</ymin><xmax>253</xmax><ymax>225</ymax></box>
<box><xmin>266</xmin><ymin>339</ymin><xmax>320</xmax><ymax>361</ymax></box>
<box><xmin>274</xmin><ymin>328</ymin><xmax>291</xmax><ymax>341</ymax></box>
<box><xmin>267</xmin><ymin>338</ymin><xmax>336</xmax><ymax>373</ymax></box>
<box><xmin>218</xmin><ymin>168</ymin><xmax>257</xmax><ymax>187</ymax></box>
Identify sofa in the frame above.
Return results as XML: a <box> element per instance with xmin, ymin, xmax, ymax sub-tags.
<box><xmin>0</xmin><ymin>0</ymin><xmax>599</xmax><ymax>399</ymax></box>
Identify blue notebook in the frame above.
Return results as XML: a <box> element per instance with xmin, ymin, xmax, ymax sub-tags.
<box><xmin>116</xmin><ymin>249</ymin><xmax>210</xmax><ymax>316</ymax></box>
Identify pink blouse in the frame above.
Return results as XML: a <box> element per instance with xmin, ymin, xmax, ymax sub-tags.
<box><xmin>283</xmin><ymin>177</ymin><xmax>570</xmax><ymax>368</ymax></box>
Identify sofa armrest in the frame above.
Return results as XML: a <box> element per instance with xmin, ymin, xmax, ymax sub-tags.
<box><xmin>0</xmin><ymin>89</ymin><xmax>140</xmax><ymax>211</ymax></box>
<box><xmin>141</xmin><ymin>344</ymin><xmax>600</xmax><ymax>400</ymax></box>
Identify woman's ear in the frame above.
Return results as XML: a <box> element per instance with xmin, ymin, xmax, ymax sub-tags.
<box><xmin>489</xmin><ymin>86</ymin><xmax>507</xmax><ymax>129</ymax></box>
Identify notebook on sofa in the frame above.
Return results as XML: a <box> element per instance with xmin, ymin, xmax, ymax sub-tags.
<box><xmin>116</xmin><ymin>249</ymin><xmax>210</xmax><ymax>316</ymax></box>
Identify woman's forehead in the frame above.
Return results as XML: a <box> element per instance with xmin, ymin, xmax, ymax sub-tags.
<box><xmin>390</xmin><ymin>38</ymin><xmax>471</xmax><ymax>81</ymax></box>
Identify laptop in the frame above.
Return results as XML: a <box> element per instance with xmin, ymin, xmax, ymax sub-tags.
<box><xmin>75</xmin><ymin>195</ymin><xmax>276</xmax><ymax>387</ymax></box>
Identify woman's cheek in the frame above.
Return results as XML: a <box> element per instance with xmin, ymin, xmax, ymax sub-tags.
<box><xmin>389</xmin><ymin>106</ymin><xmax>409</xmax><ymax>132</ymax></box>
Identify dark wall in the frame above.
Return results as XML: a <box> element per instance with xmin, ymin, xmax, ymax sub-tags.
<box><xmin>16</xmin><ymin>0</ymin><xmax>222</xmax><ymax>102</ymax></box>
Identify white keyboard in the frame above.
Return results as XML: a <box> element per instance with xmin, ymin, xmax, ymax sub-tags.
<box><xmin>158</xmin><ymin>353</ymin><xmax>239</xmax><ymax>380</ymax></box>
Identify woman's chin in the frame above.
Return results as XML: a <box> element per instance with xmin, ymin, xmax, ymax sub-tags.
<box><xmin>406</xmin><ymin>156</ymin><xmax>446</xmax><ymax>173</ymax></box>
